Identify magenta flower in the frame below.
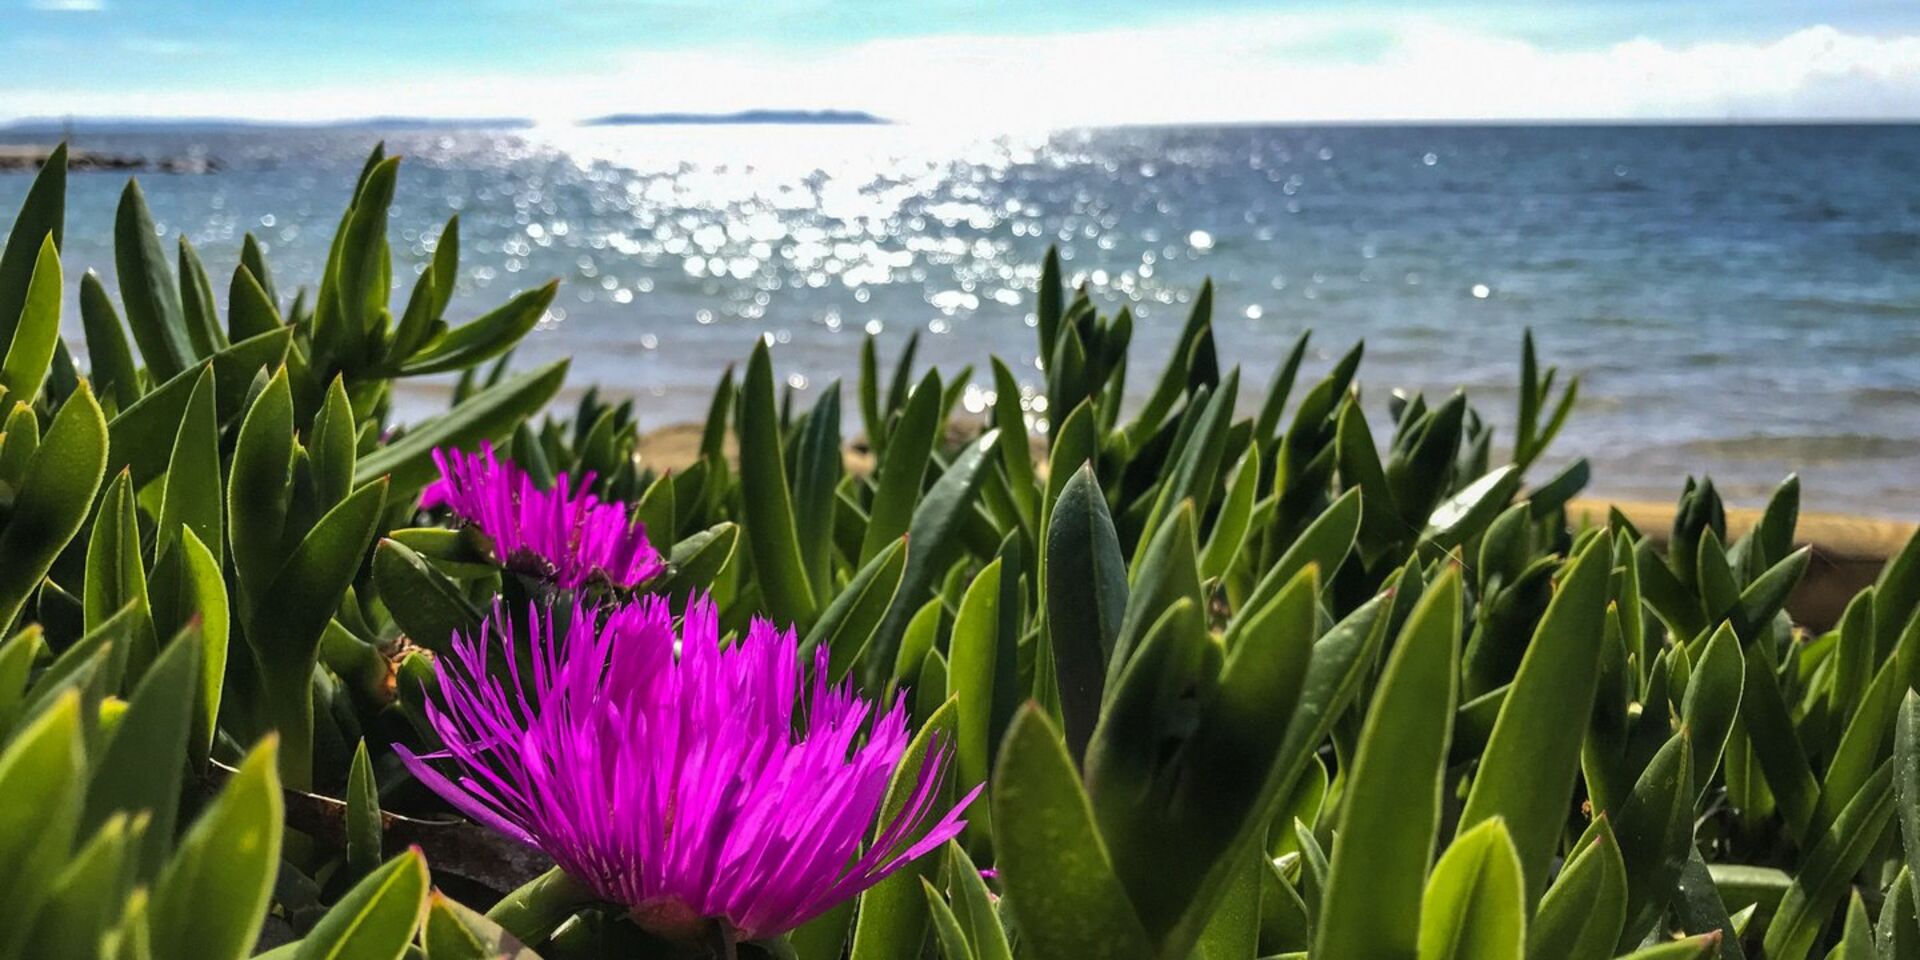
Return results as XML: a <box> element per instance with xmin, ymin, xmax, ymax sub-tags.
<box><xmin>422</xmin><ymin>444</ymin><xmax>663</xmax><ymax>590</ymax></box>
<box><xmin>396</xmin><ymin>596</ymin><xmax>980</xmax><ymax>942</ymax></box>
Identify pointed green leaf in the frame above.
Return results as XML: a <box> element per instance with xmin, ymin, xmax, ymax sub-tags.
<box><xmin>1314</xmin><ymin>569</ymin><xmax>1463</xmax><ymax>960</ymax></box>
<box><xmin>1458</xmin><ymin>532</ymin><xmax>1612</xmax><ymax>904</ymax></box>
<box><xmin>991</xmin><ymin>705</ymin><xmax>1152</xmax><ymax>960</ymax></box>
<box><xmin>0</xmin><ymin>383</ymin><xmax>107</xmax><ymax>628</ymax></box>
<box><xmin>1418</xmin><ymin>819</ymin><xmax>1525</xmax><ymax>960</ymax></box>
<box><xmin>295</xmin><ymin>848</ymin><xmax>431</xmax><ymax>960</ymax></box>
<box><xmin>0</xmin><ymin>236</ymin><xmax>62</xmax><ymax>404</ymax></box>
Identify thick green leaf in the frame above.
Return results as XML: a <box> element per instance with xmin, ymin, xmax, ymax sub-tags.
<box><xmin>792</xmin><ymin>383</ymin><xmax>843</xmax><ymax>598</ymax></box>
<box><xmin>1045</xmin><ymin>463</ymin><xmax>1128</xmax><ymax>760</ymax></box>
<box><xmin>227</xmin><ymin>264</ymin><xmax>283</xmax><ymax>342</ymax></box>
<box><xmin>1236</xmin><ymin>487</ymin><xmax>1361</xmax><ymax>627</ymax></box>
<box><xmin>948</xmin><ymin>558</ymin><xmax>1004</xmax><ymax>848</ymax></box>
<box><xmin>990</xmin><ymin>705</ymin><xmax>1152</xmax><ymax>960</ymax></box>
<box><xmin>1201</xmin><ymin>443</ymin><xmax>1260</xmax><ymax>580</ymax></box>
<box><xmin>149</xmin><ymin>737</ymin><xmax>284</xmax><ymax>960</ymax></box>
<box><xmin>1738</xmin><ymin>636</ymin><xmax>1820</xmax><ymax>845</ymax></box>
<box><xmin>423</xmin><ymin>892</ymin><xmax>542</xmax><ymax>960</ymax></box>
<box><xmin>484</xmin><ymin>868</ymin><xmax>595</xmax><ymax>947</ymax></box>
<box><xmin>861</xmin><ymin>369</ymin><xmax>941</xmax><ymax>564</ymax></box>
<box><xmin>0</xmin><ymin>402</ymin><xmax>35</xmax><ymax>490</ymax></box>
<box><xmin>176</xmin><ymin>236</ymin><xmax>225</xmax><ymax>357</ymax></box>
<box><xmin>399</xmin><ymin>282</ymin><xmax>555</xmax><ymax>375</ymax></box>
<box><xmin>1422</xmin><ymin>464</ymin><xmax>1521</xmax><ymax>553</ymax></box>
<box><xmin>0</xmin><ymin>236</ymin><xmax>61</xmax><ymax>405</ymax></box>
<box><xmin>1036</xmin><ymin>247</ymin><xmax>1063</xmax><ymax>362</ymax></box>
<box><xmin>107</xmin><ymin>327</ymin><xmax>294</xmax><ymax>486</ymax></box>
<box><xmin>1189</xmin><ymin>851</ymin><xmax>1262</xmax><ymax>960</ymax></box>
<box><xmin>738</xmin><ymin>340</ymin><xmax>817</xmax><ymax>627</ymax></box>
<box><xmin>802</xmin><ymin>536</ymin><xmax>906</xmax><ymax>683</ymax></box>
<box><xmin>373</xmin><ymin>539</ymin><xmax>483</xmax><ymax>656</ymax></box>
<box><xmin>1682</xmin><ymin>624</ymin><xmax>1744</xmax><ymax>804</ymax></box>
<box><xmin>81</xmin><ymin>270</ymin><xmax>142</xmax><ymax>408</ymax></box>
<box><xmin>1529</xmin><ymin>817</ymin><xmax>1628</xmax><ymax>960</ymax></box>
<box><xmin>21</xmin><ymin>811</ymin><xmax>140</xmax><ymax>960</ymax></box>
<box><xmin>0</xmin><ymin>383</ymin><xmax>107</xmax><ymax>628</ymax></box>
<box><xmin>1877</xmin><ymin>868</ymin><xmax>1920</xmax><ymax>960</ymax></box>
<box><xmin>1896</xmin><ymin>692</ymin><xmax>1920</xmax><ymax>938</ymax></box>
<box><xmin>989</xmin><ymin>357</ymin><xmax>1038</xmax><ymax>530</ymax></box>
<box><xmin>1763</xmin><ymin>762</ymin><xmax>1896</xmax><ymax>960</ymax></box>
<box><xmin>347</xmin><ymin>738</ymin><xmax>383</xmax><ymax>879</ymax></box>
<box><xmin>323</xmin><ymin>155</ymin><xmax>398</xmax><ymax>366</ymax></box>
<box><xmin>1668</xmin><ymin>848</ymin><xmax>1747</xmax><ymax>960</ymax></box>
<box><xmin>865</xmin><ymin>429</ymin><xmax>1000</xmax><ymax>689</ymax></box>
<box><xmin>358</xmin><ymin>359</ymin><xmax>567</xmax><ymax>498</ymax></box>
<box><xmin>156</xmin><ymin>365</ymin><xmax>223</xmax><ymax>558</ymax></box>
<box><xmin>848</xmin><ymin>698</ymin><xmax>961</xmax><ymax>960</ymax></box>
<box><xmin>1153</xmin><ymin>566</ymin><xmax>1321</xmax><ymax>957</ymax></box>
<box><xmin>0</xmin><ymin>143</ymin><xmax>63</xmax><ymax>351</ymax></box>
<box><xmin>1133</xmin><ymin>368</ymin><xmax>1238</xmax><ymax>567</ymax></box>
<box><xmin>945</xmin><ymin>842</ymin><xmax>1014</xmax><ymax>960</ymax></box>
<box><xmin>175</xmin><ymin>528</ymin><xmax>228</xmax><ymax>767</ymax></box>
<box><xmin>228</xmin><ymin>367</ymin><xmax>295</xmax><ymax>603</ymax></box>
<box><xmin>1458</xmin><ymin>532</ymin><xmax>1612</xmax><ymax>904</ymax></box>
<box><xmin>923</xmin><ymin>877</ymin><xmax>976</xmax><ymax>960</ymax></box>
<box><xmin>1043</xmin><ymin>400</ymin><xmax>1098</xmax><ymax>514</ymax></box>
<box><xmin>1107</xmin><ymin>501</ymin><xmax>1202</xmax><ymax>693</ymax></box>
<box><xmin>295</xmin><ymin>848</ymin><xmax>430</xmax><ymax>960</ymax></box>
<box><xmin>0</xmin><ymin>692</ymin><xmax>86</xmax><ymax>958</ymax></box>
<box><xmin>1612</xmin><ymin>734</ymin><xmax>1695</xmax><ymax>950</ymax></box>
<box><xmin>253</xmin><ymin>478</ymin><xmax>388</xmax><ymax>789</ymax></box>
<box><xmin>85</xmin><ymin>469</ymin><xmax>155</xmax><ymax>673</ymax></box>
<box><xmin>1314</xmin><ymin>570</ymin><xmax>1462</xmax><ymax>960</ymax></box>
<box><xmin>659</xmin><ymin>522</ymin><xmax>740</xmax><ymax>606</ymax></box>
<box><xmin>83</xmin><ymin>630</ymin><xmax>199</xmax><ymax>881</ymax></box>
<box><xmin>0</xmin><ymin>626</ymin><xmax>39</xmax><ymax>741</ymax></box>
<box><xmin>114</xmin><ymin>180</ymin><xmax>192</xmax><ymax>380</ymax></box>
<box><xmin>1614</xmin><ymin>935</ymin><xmax>1724</xmax><ymax>959</ymax></box>
<box><xmin>1418</xmin><ymin>819</ymin><xmax>1525</xmax><ymax>960</ymax></box>
<box><xmin>1878</xmin><ymin>528</ymin><xmax>1920</xmax><ymax>659</ymax></box>
<box><xmin>312</xmin><ymin>375</ymin><xmax>357</xmax><ymax>509</ymax></box>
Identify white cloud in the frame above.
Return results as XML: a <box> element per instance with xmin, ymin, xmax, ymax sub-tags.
<box><xmin>27</xmin><ymin>0</ymin><xmax>105</xmax><ymax>11</ymax></box>
<box><xmin>8</xmin><ymin>16</ymin><xmax>1920</xmax><ymax>123</ymax></box>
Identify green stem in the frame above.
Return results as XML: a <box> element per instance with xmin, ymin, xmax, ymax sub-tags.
<box><xmin>264</xmin><ymin>668</ymin><xmax>314</xmax><ymax>792</ymax></box>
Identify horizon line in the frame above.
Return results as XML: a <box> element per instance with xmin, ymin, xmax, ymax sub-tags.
<box><xmin>8</xmin><ymin>113</ymin><xmax>1920</xmax><ymax>131</ymax></box>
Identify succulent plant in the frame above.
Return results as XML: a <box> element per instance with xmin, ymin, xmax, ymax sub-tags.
<box><xmin>0</xmin><ymin>142</ymin><xmax>1912</xmax><ymax>960</ymax></box>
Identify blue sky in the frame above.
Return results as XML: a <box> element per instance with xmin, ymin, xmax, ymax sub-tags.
<box><xmin>9</xmin><ymin>0</ymin><xmax>1920</xmax><ymax>123</ymax></box>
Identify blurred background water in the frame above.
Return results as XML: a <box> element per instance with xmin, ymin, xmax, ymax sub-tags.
<box><xmin>4</xmin><ymin>122</ymin><xmax>1919</xmax><ymax>516</ymax></box>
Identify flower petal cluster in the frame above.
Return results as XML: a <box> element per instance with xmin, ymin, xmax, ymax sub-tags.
<box><xmin>423</xmin><ymin>444</ymin><xmax>662</xmax><ymax>590</ymax></box>
<box><xmin>398</xmin><ymin>595</ymin><xmax>978</xmax><ymax>941</ymax></box>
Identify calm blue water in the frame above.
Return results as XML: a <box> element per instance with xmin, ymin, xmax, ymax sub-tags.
<box><xmin>4</xmin><ymin>123</ymin><xmax>1920</xmax><ymax>516</ymax></box>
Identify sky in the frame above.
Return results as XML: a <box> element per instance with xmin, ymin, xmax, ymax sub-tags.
<box><xmin>7</xmin><ymin>0</ymin><xmax>1920</xmax><ymax>125</ymax></box>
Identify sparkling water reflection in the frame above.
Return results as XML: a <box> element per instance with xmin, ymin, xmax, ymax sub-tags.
<box><xmin>6</xmin><ymin>122</ymin><xmax>1920</xmax><ymax>515</ymax></box>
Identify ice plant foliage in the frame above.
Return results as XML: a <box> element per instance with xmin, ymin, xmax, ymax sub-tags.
<box><xmin>423</xmin><ymin>443</ymin><xmax>663</xmax><ymax>590</ymax></box>
<box><xmin>396</xmin><ymin>595</ymin><xmax>980</xmax><ymax>942</ymax></box>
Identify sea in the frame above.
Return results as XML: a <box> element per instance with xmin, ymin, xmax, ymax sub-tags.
<box><xmin>3</xmin><ymin>123</ymin><xmax>1919</xmax><ymax>518</ymax></box>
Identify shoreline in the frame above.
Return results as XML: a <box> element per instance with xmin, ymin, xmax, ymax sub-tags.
<box><xmin>631</xmin><ymin>422</ymin><xmax>1912</xmax><ymax>632</ymax></box>
<box><xmin>0</xmin><ymin>143</ymin><xmax>217</xmax><ymax>173</ymax></box>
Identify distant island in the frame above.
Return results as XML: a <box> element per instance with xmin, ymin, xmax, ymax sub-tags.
<box><xmin>580</xmin><ymin>109</ymin><xmax>887</xmax><ymax>126</ymax></box>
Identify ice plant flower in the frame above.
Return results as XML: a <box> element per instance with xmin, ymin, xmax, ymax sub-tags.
<box><xmin>396</xmin><ymin>595</ymin><xmax>980</xmax><ymax>942</ymax></box>
<box><xmin>422</xmin><ymin>443</ymin><xmax>662</xmax><ymax>590</ymax></box>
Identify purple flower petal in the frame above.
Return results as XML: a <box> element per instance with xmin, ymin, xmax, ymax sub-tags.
<box><xmin>403</xmin><ymin>595</ymin><xmax>980</xmax><ymax>941</ymax></box>
<box><xmin>424</xmin><ymin>443</ymin><xmax>664</xmax><ymax>590</ymax></box>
